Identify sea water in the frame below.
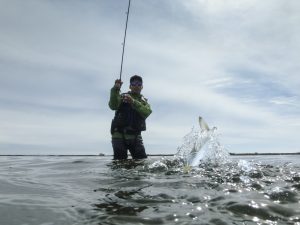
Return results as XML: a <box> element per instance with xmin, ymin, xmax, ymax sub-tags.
<box><xmin>0</xmin><ymin>155</ymin><xmax>300</xmax><ymax>225</ymax></box>
<box><xmin>1</xmin><ymin>126</ymin><xmax>300</xmax><ymax>225</ymax></box>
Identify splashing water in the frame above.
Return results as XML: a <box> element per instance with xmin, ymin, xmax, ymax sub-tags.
<box><xmin>147</xmin><ymin>117</ymin><xmax>255</xmax><ymax>175</ymax></box>
<box><xmin>175</xmin><ymin>118</ymin><xmax>229</xmax><ymax>167</ymax></box>
<box><xmin>147</xmin><ymin>117</ymin><xmax>231</xmax><ymax>172</ymax></box>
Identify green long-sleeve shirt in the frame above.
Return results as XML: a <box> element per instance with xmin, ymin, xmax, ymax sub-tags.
<box><xmin>109</xmin><ymin>86</ymin><xmax>152</xmax><ymax>139</ymax></box>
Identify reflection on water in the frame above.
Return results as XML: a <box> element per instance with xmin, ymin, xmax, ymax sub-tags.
<box><xmin>0</xmin><ymin>155</ymin><xmax>300</xmax><ymax>225</ymax></box>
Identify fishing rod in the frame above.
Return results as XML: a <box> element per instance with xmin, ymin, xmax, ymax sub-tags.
<box><xmin>119</xmin><ymin>0</ymin><xmax>131</xmax><ymax>81</ymax></box>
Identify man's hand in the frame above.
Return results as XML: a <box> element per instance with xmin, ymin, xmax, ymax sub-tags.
<box><xmin>114</xmin><ymin>79</ymin><xmax>123</xmax><ymax>90</ymax></box>
<box><xmin>122</xmin><ymin>94</ymin><xmax>134</xmax><ymax>104</ymax></box>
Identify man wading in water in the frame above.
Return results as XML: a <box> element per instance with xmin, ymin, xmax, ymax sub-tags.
<box><xmin>109</xmin><ymin>75</ymin><xmax>152</xmax><ymax>160</ymax></box>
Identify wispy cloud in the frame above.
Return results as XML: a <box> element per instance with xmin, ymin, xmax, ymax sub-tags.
<box><xmin>0</xmin><ymin>0</ymin><xmax>299</xmax><ymax>154</ymax></box>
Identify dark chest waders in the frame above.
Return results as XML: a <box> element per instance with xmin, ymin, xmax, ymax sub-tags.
<box><xmin>111</xmin><ymin>97</ymin><xmax>146</xmax><ymax>139</ymax></box>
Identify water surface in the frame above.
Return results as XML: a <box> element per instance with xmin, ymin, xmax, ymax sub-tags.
<box><xmin>0</xmin><ymin>155</ymin><xmax>300</xmax><ymax>225</ymax></box>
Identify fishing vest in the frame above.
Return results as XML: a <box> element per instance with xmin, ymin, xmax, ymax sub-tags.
<box><xmin>111</xmin><ymin>93</ymin><xmax>146</xmax><ymax>135</ymax></box>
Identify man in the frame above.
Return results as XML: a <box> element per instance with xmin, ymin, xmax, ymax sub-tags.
<box><xmin>109</xmin><ymin>75</ymin><xmax>152</xmax><ymax>160</ymax></box>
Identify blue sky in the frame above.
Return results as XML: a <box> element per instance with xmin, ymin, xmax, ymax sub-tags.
<box><xmin>0</xmin><ymin>0</ymin><xmax>299</xmax><ymax>155</ymax></box>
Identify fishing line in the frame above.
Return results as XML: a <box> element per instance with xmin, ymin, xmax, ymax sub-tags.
<box><xmin>119</xmin><ymin>0</ymin><xmax>131</xmax><ymax>81</ymax></box>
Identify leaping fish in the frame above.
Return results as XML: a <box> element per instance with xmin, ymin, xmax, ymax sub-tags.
<box><xmin>183</xmin><ymin>116</ymin><xmax>211</xmax><ymax>172</ymax></box>
<box><xmin>199</xmin><ymin>116</ymin><xmax>210</xmax><ymax>132</ymax></box>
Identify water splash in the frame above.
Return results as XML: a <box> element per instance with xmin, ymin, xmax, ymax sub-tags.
<box><xmin>175</xmin><ymin>118</ymin><xmax>229</xmax><ymax>167</ymax></box>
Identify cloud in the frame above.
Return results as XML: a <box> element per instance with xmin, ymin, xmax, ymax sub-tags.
<box><xmin>0</xmin><ymin>0</ymin><xmax>299</xmax><ymax>155</ymax></box>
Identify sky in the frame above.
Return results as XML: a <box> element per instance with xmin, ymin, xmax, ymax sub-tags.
<box><xmin>0</xmin><ymin>0</ymin><xmax>300</xmax><ymax>155</ymax></box>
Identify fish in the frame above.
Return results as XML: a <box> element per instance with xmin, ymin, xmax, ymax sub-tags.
<box><xmin>182</xmin><ymin>116</ymin><xmax>212</xmax><ymax>172</ymax></box>
<box><xmin>199</xmin><ymin>116</ymin><xmax>210</xmax><ymax>131</ymax></box>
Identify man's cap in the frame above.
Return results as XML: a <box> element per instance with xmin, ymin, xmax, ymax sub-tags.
<box><xmin>130</xmin><ymin>75</ymin><xmax>143</xmax><ymax>84</ymax></box>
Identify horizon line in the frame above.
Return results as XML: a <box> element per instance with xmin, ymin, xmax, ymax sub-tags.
<box><xmin>1</xmin><ymin>152</ymin><xmax>300</xmax><ymax>157</ymax></box>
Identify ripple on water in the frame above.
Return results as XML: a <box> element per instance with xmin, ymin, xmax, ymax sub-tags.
<box><xmin>225</xmin><ymin>201</ymin><xmax>279</xmax><ymax>221</ymax></box>
<box><xmin>95</xmin><ymin>157</ymin><xmax>300</xmax><ymax>224</ymax></box>
<box><xmin>267</xmin><ymin>188</ymin><xmax>299</xmax><ymax>203</ymax></box>
<box><xmin>1</xmin><ymin>156</ymin><xmax>300</xmax><ymax>225</ymax></box>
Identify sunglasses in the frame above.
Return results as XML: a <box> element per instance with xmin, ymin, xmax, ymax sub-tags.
<box><xmin>130</xmin><ymin>81</ymin><xmax>143</xmax><ymax>87</ymax></box>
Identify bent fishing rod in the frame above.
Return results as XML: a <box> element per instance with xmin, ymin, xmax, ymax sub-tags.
<box><xmin>119</xmin><ymin>0</ymin><xmax>131</xmax><ymax>81</ymax></box>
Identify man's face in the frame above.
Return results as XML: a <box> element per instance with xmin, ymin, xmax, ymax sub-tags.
<box><xmin>130</xmin><ymin>80</ymin><xmax>143</xmax><ymax>94</ymax></box>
